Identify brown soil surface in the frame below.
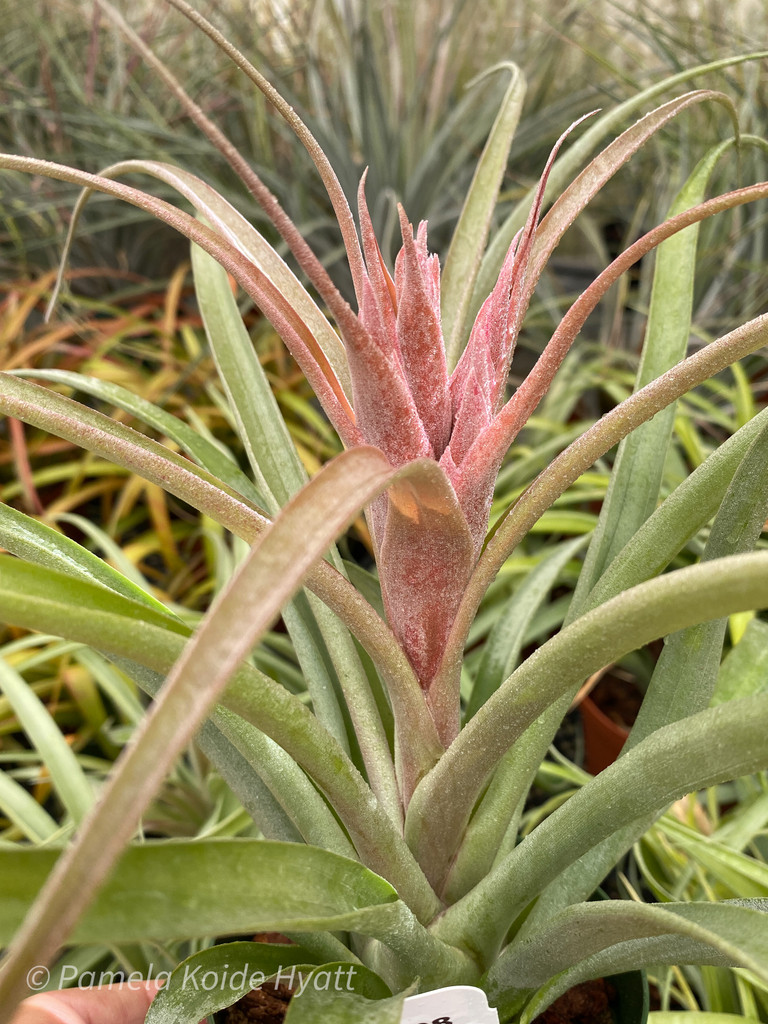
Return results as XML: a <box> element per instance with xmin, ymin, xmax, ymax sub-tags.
<box><xmin>218</xmin><ymin>982</ymin><xmax>293</xmax><ymax>1024</ymax></box>
<box><xmin>591</xmin><ymin>673</ymin><xmax>644</xmax><ymax>729</ymax></box>
<box><xmin>532</xmin><ymin>977</ymin><xmax>616</xmax><ymax>1024</ymax></box>
<box><xmin>216</xmin><ymin>936</ymin><xmax>294</xmax><ymax>1023</ymax></box>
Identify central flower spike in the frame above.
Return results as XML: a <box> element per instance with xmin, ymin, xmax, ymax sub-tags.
<box><xmin>343</xmin><ymin>132</ymin><xmax>566</xmax><ymax>689</ymax></box>
<box><xmin>344</xmin><ymin>187</ymin><xmax>516</xmax><ymax>688</ymax></box>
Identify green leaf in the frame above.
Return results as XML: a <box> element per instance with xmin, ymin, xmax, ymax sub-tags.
<box><xmin>0</xmin><ymin>449</ymin><xmax>451</xmax><ymax>1017</ymax></box>
<box><xmin>626</xmin><ymin>416</ymin><xmax>768</xmax><ymax>747</ymax></box>
<box><xmin>0</xmin><ymin>555</ymin><xmax>192</xmax><ymax>641</ymax></box>
<box><xmin>211</xmin><ymin>706</ymin><xmax>357</xmax><ymax>858</ymax></box>
<box><xmin>489</xmin><ymin>900</ymin><xmax>768</xmax><ymax>993</ymax></box>
<box><xmin>466</xmin><ymin>536</ymin><xmax>586</xmax><ymax>720</ymax></box>
<box><xmin>712</xmin><ymin>618</ymin><xmax>768</xmax><ymax>705</ymax></box>
<box><xmin>408</xmin><ymin>550</ymin><xmax>768</xmax><ymax>894</ymax></box>
<box><xmin>74</xmin><ymin>650</ymin><xmax>144</xmax><ymax>726</ymax></box>
<box><xmin>649</xmin><ymin>1015</ymin><xmax>762</xmax><ymax>1024</ymax></box>
<box><xmin>293</xmin><ymin>963</ymin><xmax>390</xmax><ymax>1001</ymax></box>
<box><xmin>0</xmin><ymin>499</ymin><xmax>177</xmax><ymax>618</ymax></box>
<box><xmin>0</xmin><ymin>837</ymin><xmax>471</xmax><ymax>995</ymax></box>
<box><xmin>0</xmin><ymin>371</ymin><xmax>410</xmax><ymax>725</ymax></box>
<box><xmin>0</xmin><ymin>657</ymin><xmax>94</xmax><ymax>826</ymax></box>
<box><xmin>654</xmin><ymin>817</ymin><xmax>768</xmax><ymax>898</ymax></box>
<box><xmin>0</xmin><ymin>840</ymin><xmax>403</xmax><ymax>944</ymax></box>
<box><xmin>442</xmin><ymin>62</ymin><xmax>526</xmax><ymax>368</ymax></box>
<box><xmin>12</xmin><ymin>368</ymin><xmax>265</xmax><ymax>508</ymax></box>
<box><xmin>283</xmin><ymin>967</ymin><xmax>405</xmax><ymax>1024</ymax></box>
<box><xmin>144</xmin><ymin>941</ymin><xmax>324</xmax><ymax>1024</ymax></box>
<box><xmin>435</xmin><ymin>312</ymin><xmax>768</xmax><ymax>716</ymax></box>
<box><xmin>0</xmin><ymin>371</ymin><xmax>268</xmax><ymax>543</ymax></box>
<box><xmin>194</xmin><ymin>241</ymin><xmax>403</xmax><ymax>822</ymax></box>
<box><xmin>491</xmin><ymin>901</ymin><xmax>768</xmax><ymax>1023</ymax></box>
<box><xmin>0</xmin><ymin>556</ymin><xmax>421</xmax><ymax>906</ymax></box>
<box><xmin>570</xmin><ymin>139</ymin><xmax>738</xmax><ymax>618</ymax></box>
<box><xmin>148</xmin><ymin>954</ymin><xmax>392</xmax><ymax>1024</ymax></box>
<box><xmin>111</xmin><ymin>657</ymin><xmax>303</xmax><ymax>845</ymax></box>
<box><xmin>0</xmin><ymin>768</ymin><xmax>58</xmax><ymax>844</ymax></box>
<box><xmin>472</xmin><ymin>63</ymin><xmax>766</xmax><ymax>325</ymax></box>
<box><xmin>434</xmin><ymin>694</ymin><xmax>768</xmax><ymax>964</ymax></box>
<box><xmin>451</xmin><ymin>411</ymin><xmax>768</xmax><ymax>905</ymax></box>
<box><xmin>584</xmin><ymin>405</ymin><xmax>768</xmax><ymax>613</ymax></box>
<box><xmin>442</xmin><ymin>538</ymin><xmax>587</xmax><ymax>901</ymax></box>
<box><xmin>191</xmin><ymin>238</ymin><xmax>309</xmax><ymax>510</ymax></box>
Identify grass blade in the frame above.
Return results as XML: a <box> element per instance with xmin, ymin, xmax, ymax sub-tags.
<box><xmin>0</xmin><ymin>769</ymin><xmax>58</xmax><ymax>844</ymax></box>
<box><xmin>0</xmin><ymin>658</ymin><xmax>93</xmax><ymax>827</ymax></box>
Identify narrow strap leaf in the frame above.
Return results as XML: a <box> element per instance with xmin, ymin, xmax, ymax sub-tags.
<box><xmin>113</xmin><ymin>658</ymin><xmax>302</xmax><ymax>845</ymax></box>
<box><xmin>0</xmin><ymin>658</ymin><xmax>93</xmax><ymax>826</ymax></box>
<box><xmin>0</xmin><ymin>448</ymin><xmax>446</xmax><ymax>1017</ymax></box>
<box><xmin>0</xmin><ymin>370</ymin><xmax>431</xmax><ymax>749</ymax></box>
<box><xmin>0</xmin><ymin>371</ymin><xmax>269</xmax><ymax>541</ymax></box>
<box><xmin>91</xmin><ymin>0</ymin><xmax>365</xmax><ymax>358</ymax></box>
<box><xmin>627</xmin><ymin>416</ymin><xmax>768</xmax><ymax>746</ymax></box>
<box><xmin>0</xmin><ymin>765</ymin><xmax>59</xmax><ymax>844</ymax></box>
<box><xmin>0</xmin><ymin>560</ymin><xmax>432</xmax><ymax>923</ymax></box>
<box><xmin>488</xmin><ymin>900</ymin><xmax>768</xmax><ymax>1021</ymax></box>
<box><xmin>0</xmin><ymin>155</ymin><xmax>360</xmax><ymax>445</ymax></box>
<box><xmin>408</xmin><ymin>551</ymin><xmax>768</xmax><ymax>893</ymax></box>
<box><xmin>490</xmin><ymin>899</ymin><xmax>768</xmax><ymax>992</ymax></box>
<box><xmin>471</xmin><ymin>58</ymin><xmax>768</xmax><ymax>324</ymax></box>
<box><xmin>568</xmin><ymin>138</ymin><xmax>741</xmax><ymax>618</ymax></box>
<box><xmin>435</xmin><ymin>691</ymin><xmax>768</xmax><ymax>963</ymax></box>
<box><xmin>585</xmin><ymin>405</ymin><xmax>768</xmax><ymax>612</ymax></box>
<box><xmin>14</xmin><ymin>367</ymin><xmax>267</xmax><ymax>507</ymax></box>
<box><xmin>442</xmin><ymin>63</ymin><xmax>526</xmax><ymax>368</ymax></box>
<box><xmin>212</xmin><ymin>707</ymin><xmax>357</xmax><ymax>858</ymax></box>
<box><xmin>144</xmin><ymin>941</ymin><xmax>325</xmax><ymax>1024</ymax></box>
<box><xmin>0</xmin><ymin>840</ymin><xmax>401</xmax><ymax>944</ymax></box>
<box><xmin>431</xmin><ymin>310</ymin><xmax>768</xmax><ymax>714</ymax></box>
<box><xmin>466</xmin><ymin>536</ymin><xmax>587</xmax><ymax>720</ymax></box>
<box><xmin>195</xmin><ymin>242</ymin><xmax>423</xmax><ymax>815</ymax></box>
<box><xmin>0</xmin><ymin>499</ymin><xmax>175</xmax><ymax>617</ymax></box>
<box><xmin>162</xmin><ymin>0</ymin><xmax>367</xmax><ymax>307</ymax></box>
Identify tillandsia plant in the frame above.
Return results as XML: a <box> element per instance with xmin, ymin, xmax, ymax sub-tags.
<box><xmin>2</xmin><ymin>2</ymin><xmax>768</xmax><ymax>1022</ymax></box>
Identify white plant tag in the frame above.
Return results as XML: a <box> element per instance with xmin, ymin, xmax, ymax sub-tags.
<box><xmin>401</xmin><ymin>985</ymin><xmax>500</xmax><ymax>1024</ymax></box>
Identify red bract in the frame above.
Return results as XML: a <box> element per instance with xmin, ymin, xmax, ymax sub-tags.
<box><xmin>339</xmin><ymin>134</ymin><xmax>570</xmax><ymax>689</ymax></box>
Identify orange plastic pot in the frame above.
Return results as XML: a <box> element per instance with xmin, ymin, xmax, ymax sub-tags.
<box><xmin>580</xmin><ymin>692</ymin><xmax>630</xmax><ymax>775</ymax></box>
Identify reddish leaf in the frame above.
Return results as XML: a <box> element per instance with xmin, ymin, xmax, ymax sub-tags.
<box><xmin>394</xmin><ymin>210</ymin><xmax>452</xmax><ymax>458</ymax></box>
<box><xmin>378</xmin><ymin>462</ymin><xmax>475</xmax><ymax>692</ymax></box>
